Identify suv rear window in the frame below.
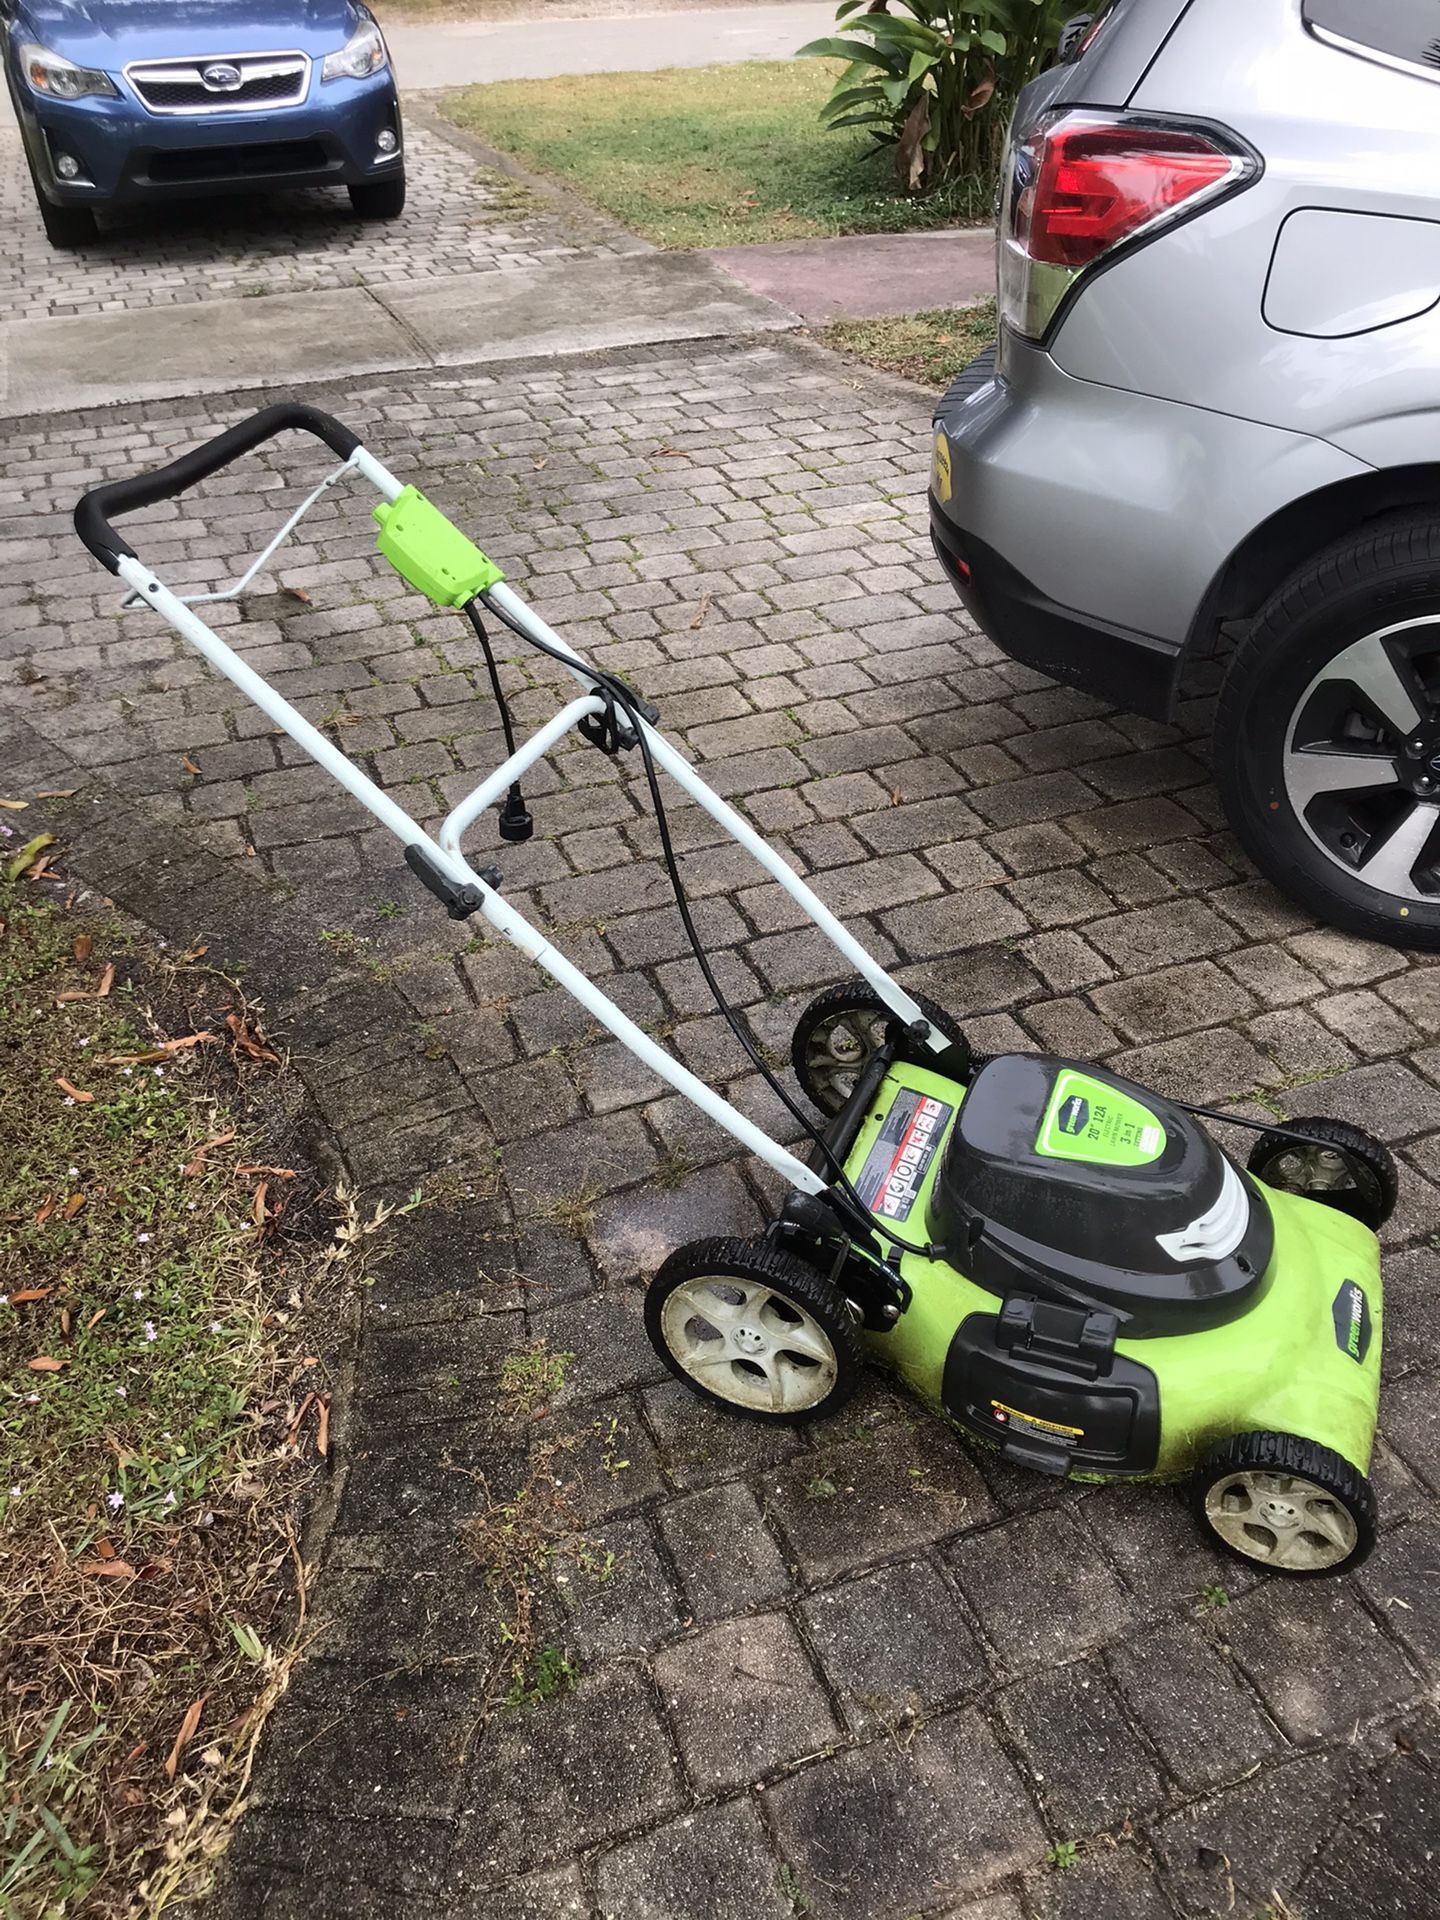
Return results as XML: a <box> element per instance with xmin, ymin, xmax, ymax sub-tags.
<box><xmin>1303</xmin><ymin>0</ymin><xmax>1440</xmax><ymax>73</ymax></box>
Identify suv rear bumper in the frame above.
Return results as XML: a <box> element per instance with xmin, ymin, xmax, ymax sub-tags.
<box><xmin>929</xmin><ymin>510</ymin><xmax>1182</xmax><ymax>720</ymax></box>
<box><xmin>930</xmin><ymin>334</ymin><xmax>1372</xmax><ymax>720</ymax></box>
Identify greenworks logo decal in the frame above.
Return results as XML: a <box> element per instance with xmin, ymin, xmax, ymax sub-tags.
<box><xmin>1331</xmin><ymin>1281</ymin><xmax>1372</xmax><ymax>1364</ymax></box>
<box><xmin>1056</xmin><ymin>1095</ymin><xmax>1090</xmax><ymax>1136</ymax></box>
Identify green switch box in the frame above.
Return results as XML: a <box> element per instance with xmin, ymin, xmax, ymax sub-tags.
<box><xmin>372</xmin><ymin>486</ymin><xmax>505</xmax><ymax>607</ymax></box>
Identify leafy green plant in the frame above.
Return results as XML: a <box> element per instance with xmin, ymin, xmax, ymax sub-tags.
<box><xmin>799</xmin><ymin>0</ymin><xmax>1069</xmax><ymax>192</ymax></box>
<box><xmin>1047</xmin><ymin>1839</ymin><xmax>1081</xmax><ymax>1869</ymax></box>
<box><xmin>0</xmin><ymin>1702</ymin><xmax>104</xmax><ymax>1912</ymax></box>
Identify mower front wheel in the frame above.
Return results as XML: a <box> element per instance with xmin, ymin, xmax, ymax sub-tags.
<box><xmin>1191</xmin><ymin>1431</ymin><xmax>1377</xmax><ymax>1577</ymax></box>
<box><xmin>645</xmin><ymin>1236</ymin><xmax>862</xmax><ymax>1424</ymax></box>
<box><xmin>1247</xmin><ymin>1117</ymin><xmax>1397</xmax><ymax>1230</ymax></box>
<box><xmin>791</xmin><ymin>978</ymin><xmax>970</xmax><ymax>1116</ymax></box>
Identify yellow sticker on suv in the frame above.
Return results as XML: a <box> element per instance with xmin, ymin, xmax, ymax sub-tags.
<box><xmin>931</xmin><ymin>431</ymin><xmax>952</xmax><ymax>505</ymax></box>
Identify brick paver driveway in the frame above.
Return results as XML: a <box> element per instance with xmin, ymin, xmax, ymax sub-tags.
<box><xmin>0</xmin><ymin>112</ymin><xmax>615</xmax><ymax>321</ymax></box>
<box><xmin>4</xmin><ymin>338</ymin><xmax>1438</xmax><ymax>1920</ymax></box>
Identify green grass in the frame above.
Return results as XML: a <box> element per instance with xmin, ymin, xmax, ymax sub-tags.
<box><xmin>820</xmin><ymin>300</ymin><xmax>999</xmax><ymax>390</ymax></box>
<box><xmin>0</xmin><ymin>874</ymin><xmax>316</xmax><ymax>1915</ymax></box>
<box><xmin>443</xmin><ymin>62</ymin><xmax>992</xmax><ymax>249</ymax></box>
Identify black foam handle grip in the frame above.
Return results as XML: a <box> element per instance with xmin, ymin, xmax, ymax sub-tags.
<box><xmin>73</xmin><ymin>403</ymin><xmax>363</xmax><ymax>574</ymax></box>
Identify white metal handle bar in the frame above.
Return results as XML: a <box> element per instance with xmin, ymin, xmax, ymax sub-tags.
<box><xmin>80</xmin><ymin>414</ymin><xmax>949</xmax><ymax>1199</ymax></box>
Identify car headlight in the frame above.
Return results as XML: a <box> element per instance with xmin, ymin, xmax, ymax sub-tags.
<box><xmin>21</xmin><ymin>42</ymin><xmax>118</xmax><ymax>100</ymax></box>
<box><xmin>322</xmin><ymin>21</ymin><xmax>388</xmax><ymax>81</ymax></box>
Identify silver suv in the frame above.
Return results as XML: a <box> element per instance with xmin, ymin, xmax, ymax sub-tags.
<box><xmin>931</xmin><ymin>0</ymin><xmax>1440</xmax><ymax>950</ymax></box>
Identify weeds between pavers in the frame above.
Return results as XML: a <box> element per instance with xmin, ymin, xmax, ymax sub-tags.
<box><xmin>0</xmin><ymin>867</ymin><xmax>350</xmax><ymax>1916</ymax></box>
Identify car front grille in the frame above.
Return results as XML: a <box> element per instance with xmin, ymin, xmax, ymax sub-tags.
<box><xmin>126</xmin><ymin>52</ymin><xmax>309</xmax><ymax>115</ymax></box>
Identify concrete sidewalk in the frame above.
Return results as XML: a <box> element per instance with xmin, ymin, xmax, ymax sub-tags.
<box><xmin>383</xmin><ymin>1</ymin><xmax>835</xmax><ymax>86</ymax></box>
<box><xmin>0</xmin><ymin>251</ymin><xmax>793</xmax><ymax>416</ymax></box>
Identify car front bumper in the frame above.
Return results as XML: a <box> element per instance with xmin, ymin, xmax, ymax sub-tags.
<box><xmin>13</xmin><ymin>66</ymin><xmax>401</xmax><ymax>205</ymax></box>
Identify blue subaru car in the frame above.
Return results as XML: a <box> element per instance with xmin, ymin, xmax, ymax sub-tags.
<box><xmin>4</xmin><ymin>0</ymin><xmax>405</xmax><ymax>247</ymax></box>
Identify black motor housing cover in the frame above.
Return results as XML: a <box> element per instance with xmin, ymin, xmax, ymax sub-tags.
<box><xmin>932</xmin><ymin>1054</ymin><xmax>1274</xmax><ymax>1336</ymax></box>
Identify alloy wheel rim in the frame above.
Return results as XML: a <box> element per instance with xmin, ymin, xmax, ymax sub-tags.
<box><xmin>659</xmin><ymin>1276</ymin><xmax>838</xmax><ymax>1414</ymax></box>
<box><xmin>803</xmin><ymin>1006</ymin><xmax>890</xmax><ymax>1108</ymax></box>
<box><xmin>1283</xmin><ymin>616</ymin><xmax>1440</xmax><ymax>904</ymax></box>
<box><xmin>1203</xmin><ymin>1467</ymin><xmax>1357</xmax><ymax>1571</ymax></box>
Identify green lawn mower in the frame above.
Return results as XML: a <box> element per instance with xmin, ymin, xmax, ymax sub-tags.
<box><xmin>75</xmin><ymin>404</ymin><xmax>1395</xmax><ymax>1582</ymax></box>
<box><xmin>648</xmin><ymin>996</ymin><xmax>1393</xmax><ymax>1578</ymax></box>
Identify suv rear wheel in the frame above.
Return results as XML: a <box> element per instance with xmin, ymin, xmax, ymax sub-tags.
<box><xmin>1215</xmin><ymin>515</ymin><xmax>1440</xmax><ymax>949</ymax></box>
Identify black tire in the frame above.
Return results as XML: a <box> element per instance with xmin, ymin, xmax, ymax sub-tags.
<box><xmin>1214</xmin><ymin>514</ymin><xmax>1440</xmax><ymax>949</ymax></box>
<box><xmin>644</xmin><ymin>1235</ymin><xmax>863</xmax><ymax>1425</ymax></box>
<box><xmin>790</xmin><ymin>977</ymin><xmax>970</xmax><ymax>1116</ymax></box>
<box><xmin>348</xmin><ymin>172</ymin><xmax>406</xmax><ymax>220</ymax></box>
<box><xmin>1247</xmin><ymin>1117</ymin><xmax>1398</xmax><ymax>1231</ymax></box>
<box><xmin>1191</xmin><ymin>1431</ymin><xmax>1376</xmax><ymax>1577</ymax></box>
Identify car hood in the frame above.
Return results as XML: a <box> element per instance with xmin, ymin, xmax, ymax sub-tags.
<box><xmin>15</xmin><ymin>0</ymin><xmax>367</xmax><ymax>65</ymax></box>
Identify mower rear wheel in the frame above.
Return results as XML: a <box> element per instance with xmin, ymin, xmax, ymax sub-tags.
<box><xmin>1247</xmin><ymin>1117</ymin><xmax>1397</xmax><ymax>1230</ymax></box>
<box><xmin>791</xmin><ymin>978</ymin><xmax>970</xmax><ymax>1115</ymax></box>
<box><xmin>1192</xmin><ymin>1431</ymin><xmax>1376</xmax><ymax>1576</ymax></box>
<box><xmin>645</xmin><ymin>1236</ymin><xmax>862</xmax><ymax>1424</ymax></box>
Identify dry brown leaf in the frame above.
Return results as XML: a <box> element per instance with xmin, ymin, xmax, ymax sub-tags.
<box><xmin>28</xmin><ymin>1356</ymin><xmax>67</xmax><ymax>1372</ymax></box>
<box><xmin>11</xmin><ymin>1288</ymin><xmax>52</xmax><ymax>1304</ymax></box>
<box><xmin>285</xmin><ymin>1392</ymin><xmax>317</xmax><ymax>1449</ymax></box>
<box><xmin>165</xmin><ymin>1697</ymin><xmax>206</xmax><ymax>1781</ymax></box>
<box><xmin>95</xmin><ymin>1537</ymin><xmax>116</xmax><ymax>1558</ymax></box>
<box><xmin>78</xmin><ymin>1559</ymin><xmax>136</xmax><ymax>1578</ymax></box>
<box><xmin>86</xmin><ymin>1307</ymin><xmax>106</xmax><ymax>1331</ymax></box>
<box><xmin>63</xmin><ymin>1193</ymin><xmax>86</xmax><ymax>1220</ymax></box>
<box><xmin>891</xmin><ymin>786</ymin><xmax>903</xmax><ymax>806</ymax></box>
<box><xmin>224</xmin><ymin>1012</ymin><xmax>279</xmax><ymax>1064</ymax></box>
<box><xmin>183</xmin><ymin>943</ymin><xmax>209</xmax><ymax>960</ymax></box>
<box><xmin>316</xmin><ymin>1392</ymin><xmax>332</xmax><ymax>1458</ymax></box>
<box><xmin>181</xmin><ymin>756</ymin><xmax>202</xmax><ymax>777</ymax></box>
<box><xmin>96</xmin><ymin>962</ymin><xmax>114</xmax><ymax>997</ymax></box>
<box><xmin>236</xmin><ymin>1164</ymin><xmax>295</xmax><ymax>1179</ymax></box>
<box><xmin>0</xmin><ymin>798</ymin><xmax>29</xmax><ymax>812</ymax></box>
<box><xmin>34</xmin><ymin>1196</ymin><xmax>55</xmax><ymax>1226</ymax></box>
<box><xmin>73</xmin><ymin>932</ymin><xmax>92</xmax><ymax>962</ymax></box>
<box><xmin>59</xmin><ymin>1308</ymin><xmax>71</xmax><ymax>1337</ymax></box>
<box><xmin>36</xmin><ymin>788</ymin><xmax>78</xmax><ymax>798</ymax></box>
<box><xmin>689</xmin><ymin>594</ymin><xmax>712</xmax><ymax>632</ymax></box>
<box><xmin>282</xmin><ymin>586</ymin><xmax>312</xmax><ymax>604</ymax></box>
<box><xmin>183</xmin><ymin>1127</ymin><xmax>236</xmax><ymax>1176</ymax></box>
<box><xmin>55</xmin><ymin>1077</ymin><xmax>94</xmax><ymax>1104</ymax></box>
<box><xmin>653</xmin><ymin>446</ymin><xmax>689</xmax><ymax>459</ymax></box>
<box><xmin>253</xmin><ymin>1182</ymin><xmax>269</xmax><ymax>1227</ymax></box>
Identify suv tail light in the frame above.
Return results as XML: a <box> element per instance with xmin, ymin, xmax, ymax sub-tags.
<box><xmin>998</xmin><ymin>111</ymin><xmax>1258</xmax><ymax>343</ymax></box>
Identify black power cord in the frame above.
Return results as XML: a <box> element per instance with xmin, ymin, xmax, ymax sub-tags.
<box><xmin>466</xmin><ymin>594</ymin><xmax>935</xmax><ymax>1260</ymax></box>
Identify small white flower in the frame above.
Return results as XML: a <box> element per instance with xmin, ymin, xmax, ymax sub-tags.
<box><xmin>24</xmin><ymin>1392</ymin><xmax>39</xmax><ymax>1404</ymax></box>
<box><xmin>186</xmin><ymin>1203</ymin><xmax>197</xmax><ymax>1212</ymax></box>
<box><xmin>162</xmin><ymin>1491</ymin><xmax>176</xmax><ymax>1510</ymax></box>
<box><xmin>115</xmin><ymin>1386</ymin><xmax>127</xmax><ymax>1398</ymax></box>
<box><xmin>69</xmin><ymin>1165</ymin><xmax>79</xmax><ymax>1177</ymax></box>
<box><xmin>132</xmin><ymin>1287</ymin><xmax>144</xmax><ymax>1299</ymax></box>
<box><xmin>122</xmin><ymin>1067</ymin><xmax>133</xmax><ymax>1077</ymax></box>
<box><xmin>106</xmin><ymin>1491</ymin><xmax>124</xmax><ymax>1511</ymax></box>
<box><xmin>78</xmin><ymin>1036</ymin><xmax>91</xmax><ymax>1048</ymax></box>
<box><xmin>0</xmin><ymin>1295</ymin><xmax>8</xmax><ymax>1306</ymax></box>
<box><xmin>137</xmin><ymin>1232</ymin><xmax>150</xmax><ymax>1244</ymax></box>
<box><xmin>144</xmin><ymin>1320</ymin><xmax>157</xmax><ymax>1342</ymax></box>
<box><xmin>9</xmin><ymin>1487</ymin><xmax>20</xmax><ymax>1499</ymax></box>
<box><xmin>62</xmin><ymin>1096</ymin><xmax>74</xmax><ymax>1108</ymax></box>
<box><xmin>152</xmin><ymin>1067</ymin><xmax>164</xmax><ymax>1078</ymax></box>
<box><xmin>209</xmin><ymin>1321</ymin><xmax>222</xmax><ymax>1334</ymax></box>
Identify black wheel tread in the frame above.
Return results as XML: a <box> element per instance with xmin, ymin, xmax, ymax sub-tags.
<box><xmin>790</xmin><ymin>976</ymin><xmax>970</xmax><ymax>1114</ymax></box>
<box><xmin>1192</xmin><ymin>1428</ymin><xmax>1377</xmax><ymax>1576</ymax></box>
<box><xmin>1246</xmin><ymin>1116</ymin><xmax>1398</xmax><ymax>1228</ymax></box>
<box><xmin>645</xmin><ymin>1234</ymin><xmax>863</xmax><ymax>1425</ymax></box>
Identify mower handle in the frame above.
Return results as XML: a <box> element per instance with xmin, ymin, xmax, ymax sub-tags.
<box><xmin>74</xmin><ymin>403</ymin><xmax>362</xmax><ymax>575</ymax></box>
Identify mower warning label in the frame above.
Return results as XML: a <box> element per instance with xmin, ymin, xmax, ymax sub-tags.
<box><xmin>855</xmin><ymin>1087</ymin><xmax>954</xmax><ymax>1224</ymax></box>
<box><xmin>990</xmin><ymin>1400</ymin><xmax>1083</xmax><ymax>1444</ymax></box>
<box><xmin>1331</xmin><ymin>1281</ymin><xmax>1372</xmax><ymax>1364</ymax></box>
